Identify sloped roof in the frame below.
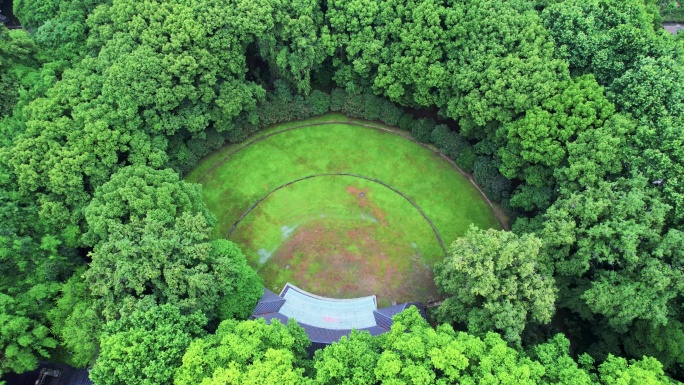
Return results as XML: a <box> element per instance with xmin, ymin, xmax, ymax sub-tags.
<box><xmin>252</xmin><ymin>288</ymin><xmax>287</xmax><ymax>315</ymax></box>
<box><xmin>251</xmin><ymin>283</ymin><xmax>426</xmax><ymax>346</ymax></box>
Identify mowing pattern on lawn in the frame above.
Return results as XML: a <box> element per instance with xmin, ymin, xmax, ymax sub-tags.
<box><xmin>187</xmin><ymin>114</ymin><xmax>500</xmax><ymax>306</ymax></box>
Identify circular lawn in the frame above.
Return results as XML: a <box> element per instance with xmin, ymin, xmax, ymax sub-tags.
<box><xmin>186</xmin><ymin>114</ymin><xmax>501</xmax><ymax>306</ymax></box>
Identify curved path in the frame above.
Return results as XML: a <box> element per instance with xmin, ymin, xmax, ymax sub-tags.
<box><xmin>226</xmin><ymin>173</ymin><xmax>447</xmax><ymax>256</ymax></box>
<box><xmin>195</xmin><ymin>118</ymin><xmax>507</xmax><ymax>230</ymax></box>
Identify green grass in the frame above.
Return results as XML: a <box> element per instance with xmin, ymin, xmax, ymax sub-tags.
<box><xmin>188</xmin><ymin>114</ymin><xmax>500</xmax><ymax>304</ymax></box>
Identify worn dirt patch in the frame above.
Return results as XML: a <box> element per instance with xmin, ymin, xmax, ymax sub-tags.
<box><xmin>265</xmin><ymin>219</ymin><xmax>439</xmax><ymax>306</ymax></box>
<box><xmin>346</xmin><ymin>185</ymin><xmax>388</xmax><ymax>225</ymax></box>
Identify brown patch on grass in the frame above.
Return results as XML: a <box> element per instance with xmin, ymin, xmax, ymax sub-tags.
<box><xmin>346</xmin><ymin>185</ymin><xmax>388</xmax><ymax>225</ymax></box>
<box><xmin>266</xmin><ymin>220</ymin><xmax>440</xmax><ymax>307</ymax></box>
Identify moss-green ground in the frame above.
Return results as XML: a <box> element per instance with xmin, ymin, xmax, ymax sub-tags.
<box><xmin>187</xmin><ymin>114</ymin><xmax>500</xmax><ymax>306</ymax></box>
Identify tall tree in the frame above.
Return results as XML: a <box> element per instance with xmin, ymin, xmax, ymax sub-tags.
<box><xmin>174</xmin><ymin>317</ymin><xmax>310</xmax><ymax>385</ymax></box>
<box><xmin>89</xmin><ymin>303</ymin><xmax>207</xmax><ymax>385</ymax></box>
<box><xmin>435</xmin><ymin>226</ymin><xmax>557</xmax><ymax>346</ymax></box>
<box><xmin>497</xmin><ymin>75</ymin><xmax>616</xmax><ymax>211</ymax></box>
<box><xmin>258</xmin><ymin>0</ymin><xmax>325</xmax><ymax>94</ymax></box>
<box><xmin>541</xmin><ymin>0</ymin><xmax>668</xmax><ymax>86</ymax></box>
<box><xmin>82</xmin><ymin>165</ymin><xmax>213</xmax><ymax>246</ymax></box>
<box><xmin>438</xmin><ymin>0</ymin><xmax>568</xmax><ymax>135</ymax></box>
<box><xmin>83</xmin><ymin>166</ymin><xmax>261</xmax><ymax>322</ymax></box>
<box><xmin>540</xmin><ymin>175</ymin><xmax>682</xmax><ymax>331</ymax></box>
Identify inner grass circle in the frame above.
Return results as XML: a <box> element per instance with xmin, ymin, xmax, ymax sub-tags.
<box><xmin>187</xmin><ymin>114</ymin><xmax>501</xmax><ymax>306</ymax></box>
<box><xmin>230</xmin><ymin>174</ymin><xmax>444</xmax><ymax>306</ymax></box>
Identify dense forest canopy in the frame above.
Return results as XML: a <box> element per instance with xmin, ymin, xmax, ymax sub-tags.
<box><xmin>2</xmin><ymin>0</ymin><xmax>684</xmax><ymax>383</ymax></box>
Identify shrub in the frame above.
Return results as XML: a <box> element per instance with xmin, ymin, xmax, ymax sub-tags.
<box><xmin>342</xmin><ymin>92</ymin><xmax>366</xmax><ymax>118</ymax></box>
<box><xmin>204</xmin><ymin>128</ymin><xmax>226</xmax><ymax>150</ymax></box>
<box><xmin>473</xmin><ymin>156</ymin><xmax>512</xmax><ymax>203</ymax></box>
<box><xmin>398</xmin><ymin>113</ymin><xmax>414</xmax><ymax>131</ymax></box>
<box><xmin>306</xmin><ymin>90</ymin><xmax>331</xmax><ymax>115</ymax></box>
<box><xmin>378</xmin><ymin>100</ymin><xmax>403</xmax><ymax>126</ymax></box>
<box><xmin>412</xmin><ymin>118</ymin><xmax>435</xmax><ymax>143</ymax></box>
<box><xmin>432</xmin><ymin>125</ymin><xmax>477</xmax><ymax>173</ymax></box>
<box><xmin>330</xmin><ymin>88</ymin><xmax>347</xmax><ymax>112</ymax></box>
<box><xmin>360</xmin><ymin>93</ymin><xmax>382</xmax><ymax>121</ymax></box>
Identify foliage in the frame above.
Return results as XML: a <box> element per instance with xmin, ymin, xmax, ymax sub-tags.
<box><xmin>0</xmin><ymin>26</ymin><xmax>38</xmax><ymax>117</ymax></box>
<box><xmin>257</xmin><ymin>0</ymin><xmax>325</xmax><ymax>93</ymax></box>
<box><xmin>435</xmin><ymin>226</ymin><xmax>557</xmax><ymax>346</ymax></box>
<box><xmin>540</xmin><ymin>175</ymin><xmax>682</xmax><ymax>331</ymax></box>
<box><xmin>411</xmin><ymin>118</ymin><xmax>435</xmax><ymax>143</ymax></box>
<box><xmin>541</xmin><ymin>0</ymin><xmax>667</xmax><ymax>86</ymax></box>
<box><xmin>0</xmin><ymin>293</ymin><xmax>57</xmax><ymax>378</ymax></box>
<box><xmin>473</xmin><ymin>156</ymin><xmax>511</xmax><ymax>203</ymax></box>
<box><xmin>85</xmin><ymin>212</ymin><xmax>261</xmax><ymax>322</ymax></box>
<box><xmin>89</xmin><ymin>303</ymin><xmax>207</xmax><ymax>385</ymax></box>
<box><xmin>314</xmin><ymin>307</ymin><xmax>549</xmax><ymax>384</ymax></box>
<box><xmin>440</xmin><ymin>0</ymin><xmax>569</xmax><ymax>133</ymax></box>
<box><xmin>431</xmin><ymin>124</ymin><xmax>476</xmax><ymax>173</ymax></box>
<box><xmin>174</xmin><ymin>318</ymin><xmax>310</xmax><ymax>385</ymax></box>
<box><xmin>47</xmin><ymin>267</ymin><xmax>101</xmax><ymax>368</ymax></box>
<box><xmin>83</xmin><ymin>165</ymin><xmax>213</xmax><ymax>246</ymax></box>
<box><xmin>1</xmin><ymin>0</ymin><xmax>684</xmax><ymax>379</ymax></box>
<box><xmin>498</xmin><ymin>75</ymin><xmax>615</xmax><ymax>212</ymax></box>
<box><xmin>323</xmin><ymin>0</ymin><xmax>458</xmax><ymax>106</ymax></box>
<box><xmin>83</xmin><ymin>166</ymin><xmax>261</xmax><ymax>322</ymax></box>
<box><xmin>0</xmin><ymin>178</ymin><xmax>75</xmax><ymax>375</ymax></box>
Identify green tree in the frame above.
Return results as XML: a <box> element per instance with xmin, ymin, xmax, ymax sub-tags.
<box><xmin>439</xmin><ymin>0</ymin><xmax>569</xmax><ymax>134</ymax></box>
<box><xmin>83</xmin><ymin>165</ymin><xmax>213</xmax><ymax>246</ymax></box>
<box><xmin>531</xmin><ymin>334</ymin><xmax>595</xmax><ymax>385</ymax></box>
<box><xmin>540</xmin><ymin>176</ymin><xmax>682</xmax><ymax>331</ymax></box>
<box><xmin>174</xmin><ymin>318</ymin><xmax>310</xmax><ymax>385</ymax></box>
<box><xmin>0</xmin><ymin>293</ymin><xmax>57</xmax><ymax>378</ymax></box>
<box><xmin>258</xmin><ymin>0</ymin><xmax>325</xmax><ymax>94</ymax></box>
<box><xmin>83</xmin><ymin>166</ymin><xmax>261</xmax><ymax>322</ymax></box>
<box><xmin>0</xmin><ymin>189</ymin><xmax>75</xmax><ymax>375</ymax></box>
<box><xmin>597</xmin><ymin>355</ymin><xmax>676</xmax><ymax>385</ymax></box>
<box><xmin>313</xmin><ymin>330</ymin><xmax>381</xmax><ymax>384</ymax></box>
<box><xmin>435</xmin><ymin>226</ymin><xmax>557</xmax><ymax>346</ymax></box>
<box><xmin>85</xmin><ymin>213</ymin><xmax>261</xmax><ymax>322</ymax></box>
<box><xmin>608</xmin><ymin>56</ymin><xmax>684</xmax><ymax>222</ymax></box>
<box><xmin>47</xmin><ymin>267</ymin><xmax>101</xmax><ymax>368</ymax></box>
<box><xmin>496</xmin><ymin>75</ymin><xmax>621</xmax><ymax>212</ymax></box>
<box><xmin>314</xmin><ymin>307</ymin><xmax>549</xmax><ymax>384</ymax></box>
<box><xmin>89</xmin><ymin>303</ymin><xmax>207</xmax><ymax>385</ymax></box>
<box><xmin>541</xmin><ymin>0</ymin><xmax>667</xmax><ymax>86</ymax></box>
<box><xmin>0</xmin><ymin>26</ymin><xmax>38</xmax><ymax>117</ymax></box>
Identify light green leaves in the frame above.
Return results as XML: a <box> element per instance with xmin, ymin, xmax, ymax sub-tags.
<box><xmin>435</xmin><ymin>226</ymin><xmax>556</xmax><ymax>346</ymax></box>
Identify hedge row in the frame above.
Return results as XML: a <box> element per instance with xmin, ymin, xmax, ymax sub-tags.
<box><xmin>168</xmin><ymin>86</ymin><xmax>513</xmax><ymax>208</ymax></box>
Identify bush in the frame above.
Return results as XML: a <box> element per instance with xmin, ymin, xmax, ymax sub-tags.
<box><xmin>412</xmin><ymin>118</ymin><xmax>435</xmax><ymax>143</ymax></box>
<box><xmin>204</xmin><ymin>128</ymin><xmax>226</xmax><ymax>150</ymax></box>
<box><xmin>330</xmin><ymin>88</ymin><xmax>347</xmax><ymax>112</ymax></box>
<box><xmin>168</xmin><ymin>142</ymin><xmax>199</xmax><ymax>175</ymax></box>
<box><xmin>306</xmin><ymin>90</ymin><xmax>331</xmax><ymax>115</ymax></box>
<box><xmin>432</xmin><ymin>125</ymin><xmax>476</xmax><ymax>173</ymax></box>
<box><xmin>454</xmin><ymin>147</ymin><xmax>477</xmax><ymax>173</ymax></box>
<box><xmin>342</xmin><ymin>92</ymin><xmax>366</xmax><ymax>118</ymax></box>
<box><xmin>227</xmin><ymin>117</ymin><xmax>257</xmax><ymax>143</ymax></box>
<box><xmin>187</xmin><ymin>138</ymin><xmax>211</xmax><ymax>159</ymax></box>
<box><xmin>329</xmin><ymin>89</ymin><xmax>391</xmax><ymax>121</ymax></box>
<box><xmin>361</xmin><ymin>94</ymin><xmax>382</xmax><ymax>121</ymax></box>
<box><xmin>398</xmin><ymin>113</ymin><xmax>414</xmax><ymax>131</ymax></box>
<box><xmin>378</xmin><ymin>100</ymin><xmax>403</xmax><ymax>126</ymax></box>
<box><xmin>473</xmin><ymin>156</ymin><xmax>512</xmax><ymax>203</ymax></box>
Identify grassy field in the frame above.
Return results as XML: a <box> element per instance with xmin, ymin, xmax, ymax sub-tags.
<box><xmin>187</xmin><ymin>114</ymin><xmax>500</xmax><ymax>306</ymax></box>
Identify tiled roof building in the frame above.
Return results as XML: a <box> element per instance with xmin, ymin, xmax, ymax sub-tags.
<box><xmin>251</xmin><ymin>283</ymin><xmax>427</xmax><ymax>350</ymax></box>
